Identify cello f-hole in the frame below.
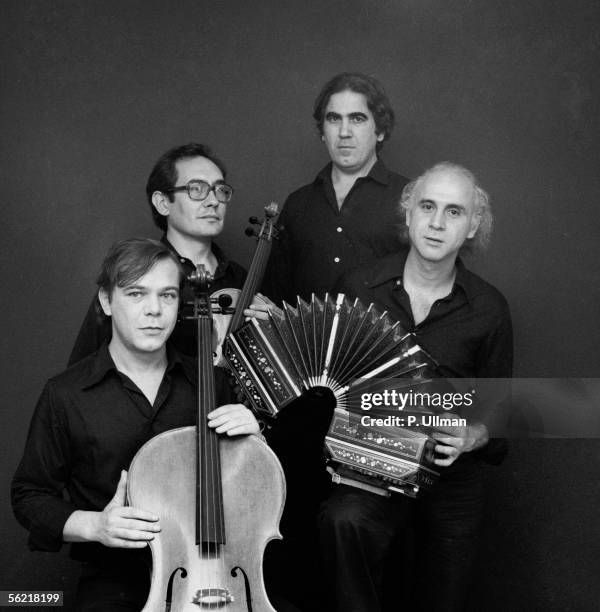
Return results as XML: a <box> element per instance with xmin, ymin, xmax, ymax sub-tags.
<box><xmin>231</xmin><ymin>566</ymin><xmax>253</xmax><ymax>612</ymax></box>
<box><xmin>165</xmin><ymin>567</ymin><xmax>187</xmax><ymax>612</ymax></box>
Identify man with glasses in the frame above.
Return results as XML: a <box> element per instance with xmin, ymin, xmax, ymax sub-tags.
<box><xmin>69</xmin><ymin>143</ymin><xmax>246</xmax><ymax>363</ymax></box>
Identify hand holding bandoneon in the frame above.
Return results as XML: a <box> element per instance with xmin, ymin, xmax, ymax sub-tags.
<box><xmin>431</xmin><ymin>417</ymin><xmax>489</xmax><ymax>467</ymax></box>
<box><xmin>244</xmin><ymin>293</ymin><xmax>282</xmax><ymax>321</ymax></box>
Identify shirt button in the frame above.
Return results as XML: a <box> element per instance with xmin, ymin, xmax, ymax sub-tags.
<box><xmin>334</xmin><ymin>257</ymin><xmax>340</xmax><ymax>263</ymax></box>
<box><xmin>396</xmin><ymin>279</ymin><xmax>401</xmax><ymax>286</ymax></box>
<box><xmin>336</xmin><ymin>226</ymin><xmax>343</xmax><ymax>233</ymax></box>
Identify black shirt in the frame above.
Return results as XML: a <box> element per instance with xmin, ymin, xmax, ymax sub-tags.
<box><xmin>261</xmin><ymin>160</ymin><xmax>409</xmax><ymax>305</ymax></box>
<box><xmin>337</xmin><ymin>250</ymin><xmax>513</xmax><ymax>441</ymax></box>
<box><xmin>68</xmin><ymin>237</ymin><xmax>247</xmax><ymax>364</ymax></box>
<box><xmin>11</xmin><ymin>343</ymin><xmax>232</xmax><ymax>561</ymax></box>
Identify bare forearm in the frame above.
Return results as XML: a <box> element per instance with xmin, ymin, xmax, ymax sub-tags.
<box><xmin>62</xmin><ymin>472</ymin><xmax>160</xmax><ymax>548</ymax></box>
<box><xmin>62</xmin><ymin>509</ymin><xmax>101</xmax><ymax>543</ymax></box>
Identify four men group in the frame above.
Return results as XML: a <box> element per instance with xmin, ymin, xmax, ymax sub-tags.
<box><xmin>12</xmin><ymin>72</ymin><xmax>512</xmax><ymax>611</ymax></box>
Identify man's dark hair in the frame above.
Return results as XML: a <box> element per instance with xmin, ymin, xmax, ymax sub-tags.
<box><xmin>145</xmin><ymin>143</ymin><xmax>227</xmax><ymax>232</ymax></box>
<box><xmin>96</xmin><ymin>237</ymin><xmax>184</xmax><ymax>298</ymax></box>
<box><xmin>312</xmin><ymin>72</ymin><xmax>395</xmax><ymax>151</ymax></box>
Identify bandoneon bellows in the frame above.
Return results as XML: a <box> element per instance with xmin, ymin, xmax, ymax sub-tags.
<box><xmin>224</xmin><ymin>293</ymin><xmax>447</xmax><ymax>497</ymax></box>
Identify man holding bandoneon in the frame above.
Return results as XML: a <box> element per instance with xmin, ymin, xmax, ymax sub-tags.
<box><xmin>320</xmin><ymin>162</ymin><xmax>513</xmax><ymax>611</ymax></box>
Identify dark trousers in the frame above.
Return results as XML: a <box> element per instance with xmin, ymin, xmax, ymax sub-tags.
<box><xmin>410</xmin><ymin>461</ymin><xmax>485</xmax><ymax>612</ymax></box>
<box><xmin>74</xmin><ymin>559</ymin><xmax>150</xmax><ymax>611</ymax></box>
<box><xmin>263</xmin><ymin>389</ymin><xmax>336</xmax><ymax>611</ymax></box>
<box><xmin>318</xmin><ymin>458</ymin><xmax>485</xmax><ymax>612</ymax></box>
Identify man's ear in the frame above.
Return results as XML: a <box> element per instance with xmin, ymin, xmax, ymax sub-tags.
<box><xmin>405</xmin><ymin>206</ymin><xmax>412</xmax><ymax>227</ymax></box>
<box><xmin>376</xmin><ymin>131</ymin><xmax>384</xmax><ymax>143</ymax></box>
<box><xmin>152</xmin><ymin>191</ymin><xmax>170</xmax><ymax>218</ymax></box>
<box><xmin>467</xmin><ymin>212</ymin><xmax>482</xmax><ymax>239</ymax></box>
<box><xmin>98</xmin><ymin>288</ymin><xmax>112</xmax><ymax>316</ymax></box>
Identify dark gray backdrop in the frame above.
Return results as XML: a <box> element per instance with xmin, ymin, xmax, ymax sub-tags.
<box><xmin>1</xmin><ymin>1</ymin><xmax>599</xmax><ymax>610</ymax></box>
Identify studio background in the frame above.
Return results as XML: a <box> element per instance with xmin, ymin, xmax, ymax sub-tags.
<box><xmin>1</xmin><ymin>1</ymin><xmax>599</xmax><ymax>610</ymax></box>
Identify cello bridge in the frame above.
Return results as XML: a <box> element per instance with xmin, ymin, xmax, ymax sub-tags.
<box><xmin>192</xmin><ymin>588</ymin><xmax>234</xmax><ymax>607</ymax></box>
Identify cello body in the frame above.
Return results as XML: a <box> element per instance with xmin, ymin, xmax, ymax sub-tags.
<box><xmin>128</xmin><ymin>427</ymin><xmax>285</xmax><ymax>612</ymax></box>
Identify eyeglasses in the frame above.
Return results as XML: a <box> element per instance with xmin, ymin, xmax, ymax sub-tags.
<box><xmin>163</xmin><ymin>180</ymin><xmax>234</xmax><ymax>203</ymax></box>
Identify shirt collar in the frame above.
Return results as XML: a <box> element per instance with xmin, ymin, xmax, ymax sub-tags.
<box><xmin>315</xmin><ymin>158</ymin><xmax>390</xmax><ymax>187</ymax></box>
<box><xmin>367</xmin><ymin>251</ymin><xmax>475</xmax><ymax>304</ymax></box>
<box><xmin>367</xmin><ymin>159</ymin><xmax>392</xmax><ymax>185</ymax></box>
<box><xmin>367</xmin><ymin>250</ymin><xmax>409</xmax><ymax>287</ymax></box>
<box><xmin>80</xmin><ymin>342</ymin><xmax>115</xmax><ymax>388</ymax></box>
<box><xmin>81</xmin><ymin>341</ymin><xmax>194</xmax><ymax>389</ymax></box>
<box><xmin>160</xmin><ymin>234</ymin><xmax>230</xmax><ymax>271</ymax></box>
<box><xmin>452</xmin><ymin>258</ymin><xmax>477</xmax><ymax>304</ymax></box>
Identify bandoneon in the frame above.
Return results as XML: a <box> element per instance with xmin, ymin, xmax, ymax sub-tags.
<box><xmin>224</xmin><ymin>294</ymin><xmax>444</xmax><ymax>497</ymax></box>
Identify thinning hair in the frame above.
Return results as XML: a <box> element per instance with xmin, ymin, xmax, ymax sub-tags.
<box><xmin>398</xmin><ymin>162</ymin><xmax>493</xmax><ymax>253</ymax></box>
<box><xmin>96</xmin><ymin>237</ymin><xmax>183</xmax><ymax>298</ymax></box>
<box><xmin>145</xmin><ymin>143</ymin><xmax>227</xmax><ymax>232</ymax></box>
<box><xmin>312</xmin><ymin>72</ymin><xmax>395</xmax><ymax>151</ymax></box>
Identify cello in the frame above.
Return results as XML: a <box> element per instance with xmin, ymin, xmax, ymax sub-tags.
<box><xmin>127</xmin><ymin>264</ymin><xmax>286</xmax><ymax>611</ymax></box>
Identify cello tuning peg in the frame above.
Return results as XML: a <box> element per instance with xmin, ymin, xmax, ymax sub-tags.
<box><xmin>245</xmin><ymin>227</ymin><xmax>257</xmax><ymax>237</ymax></box>
<box><xmin>217</xmin><ymin>294</ymin><xmax>233</xmax><ymax>309</ymax></box>
<box><xmin>248</xmin><ymin>216</ymin><xmax>259</xmax><ymax>224</ymax></box>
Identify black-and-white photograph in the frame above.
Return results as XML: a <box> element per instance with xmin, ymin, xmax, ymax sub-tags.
<box><xmin>1</xmin><ymin>1</ymin><xmax>599</xmax><ymax>610</ymax></box>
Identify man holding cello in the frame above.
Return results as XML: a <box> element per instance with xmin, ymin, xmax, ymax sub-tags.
<box><xmin>11</xmin><ymin>238</ymin><xmax>264</xmax><ymax>610</ymax></box>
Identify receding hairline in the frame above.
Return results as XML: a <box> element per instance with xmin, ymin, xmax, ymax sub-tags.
<box><xmin>413</xmin><ymin>167</ymin><xmax>478</xmax><ymax>209</ymax></box>
<box><xmin>172</xmin><ymin>154</ymin><xmax>224</xmax><ymax>183</ymax></box>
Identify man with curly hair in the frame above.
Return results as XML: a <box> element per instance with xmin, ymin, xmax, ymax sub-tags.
<box><xmin>262</xmin><ymin>71</ymin><xmax>409</xmax><ymax>304</ymax></box>
<box><xmin>256</xmin><ymin>72</ymin><xmax>411</xmax><ymax>610</ymax></box>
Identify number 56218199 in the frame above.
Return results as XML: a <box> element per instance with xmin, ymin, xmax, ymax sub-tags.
<box><xmin>1</xmin><ymin>591</ymin><xmax>62</xmax><ymax>606</ymax></box>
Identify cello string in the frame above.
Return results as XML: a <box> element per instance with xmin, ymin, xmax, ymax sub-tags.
<box><xmin>201</xmin><ymin>312</ymin><xmax>217</xmax><ymax>607</ymax></box>
<box><xmin>200</xmin><ymin>315</ymin><xmax>209</xmax><ymax>603</ymax></box>
<box><xmin>210</xmin><ymin>313</ymin><xmax>225</xmax><ymax>608</ymax></box>
<box><xmin>210</xmin><ymin>346</ymin><xmax>220</xmax><ymax>610</ymax></box>
<box><xmin>207</xmin><ymin>316</ymin><xmax>218</xmax><ymax>608</ymax></box>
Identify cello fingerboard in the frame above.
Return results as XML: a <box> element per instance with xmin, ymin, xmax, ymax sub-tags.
<box><xmin>197</xmin><ymin>296</ymin><xmax>226</xmax><ymax>545</ymax></box>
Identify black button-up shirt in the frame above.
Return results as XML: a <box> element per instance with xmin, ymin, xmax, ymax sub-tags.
<box><xmin>337</xmin><ymin>250</ymin><xmax>513</xmax><ymax>378</ymax></box>
<box><xmin>68</xmin><ymin>237</ymin><xmax>247</xmax><ymax>364</ymax></box>
<box><xmin>12</xmin><ymin>343</ymin><xmax>231</xmax><ymax>561</ymax></box>
<box><xmin>337</xmin><ymin>250</ymin><xmax>513</xmax><ymax>449</ymax></box>
<box><xmin>262</xmin><ymin>160</ymin><xmax>409</xmax><ymax>305</ymax></box>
